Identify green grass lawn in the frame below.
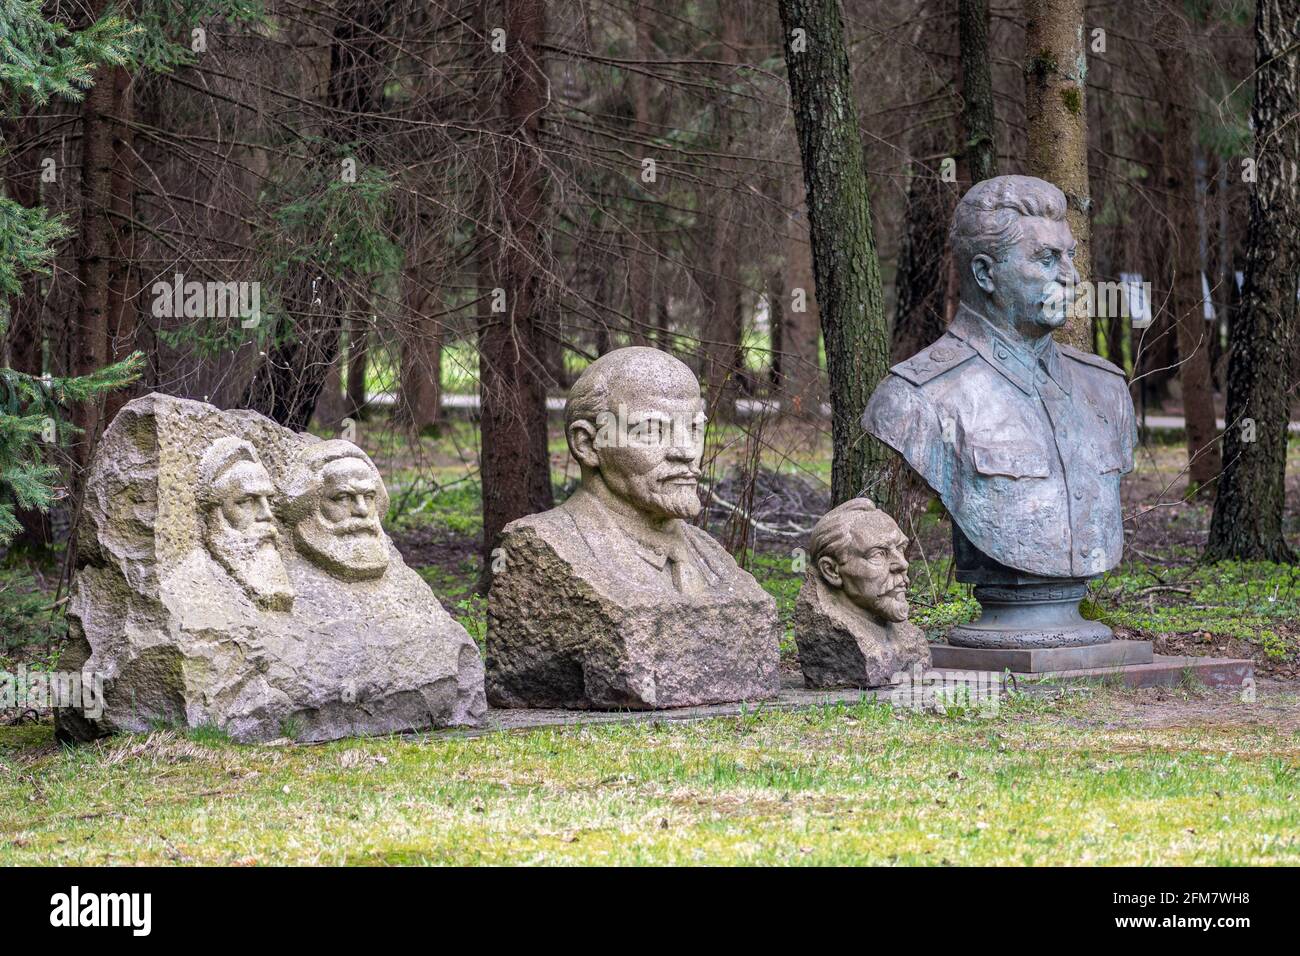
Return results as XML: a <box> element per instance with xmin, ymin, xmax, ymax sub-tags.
<box><xmin>3</xmin><ymin>419</ymin><xmax>1297</xmax><ymax>866</ymax></box>
<box><xmin>4</xmin><ymin>686</ymin><xmax>1298</xmax><ymax>865</ymax></box>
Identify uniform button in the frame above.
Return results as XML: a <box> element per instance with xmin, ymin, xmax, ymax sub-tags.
<box><xmin>997</xmin><ymin>348</ymin><xmax>1009</xmax><ymax>361</ymax></box>
<box><xmin>1074</xmin><ymin>490</ymin><xmax>1083</xmax><ymax>500</ymax></box>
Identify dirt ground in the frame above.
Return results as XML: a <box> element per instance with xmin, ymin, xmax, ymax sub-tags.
<box><xmin>1047</xmin><ymin>678</ymin><xmax>1300</xmax><ymax>734</ymax></box>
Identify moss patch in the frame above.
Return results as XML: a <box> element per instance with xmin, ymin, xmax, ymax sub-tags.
<box><xmin>1028</xmin><ymin>49</ymin><xmax>1059</xmax><ymax>80</ymax></box>
<box><xmin>1060</xmin><ymin>85</ymin><xmax>1083</xmax><ymax>115</ymax></box>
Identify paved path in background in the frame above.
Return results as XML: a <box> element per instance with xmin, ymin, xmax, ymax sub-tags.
<box><xmin>375</xmin><ymin>393</ymin><xmax>1300</xmax><ymax>433</ymax></box>
<box><xmin>1142</xmin><ymin>414</ymin><xmax>1300</xmax><ymax>434</ymax></box>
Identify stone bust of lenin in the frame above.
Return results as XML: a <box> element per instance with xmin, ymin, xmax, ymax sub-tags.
<box><xmin>485</xmin><ymin>347</ymin><xmax>780</xmax><ymax>710</ymax></box>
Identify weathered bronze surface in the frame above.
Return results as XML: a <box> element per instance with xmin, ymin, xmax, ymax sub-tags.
<box><xmin>862</xmin><ymin>175</ymin><xmax>1139</xmax><ymax>649</ymax></box>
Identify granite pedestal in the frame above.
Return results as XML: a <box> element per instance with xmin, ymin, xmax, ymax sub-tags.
<box><xmin>930</xmin><ymin>639</ymin><xmax>1153</xmax><ymax>673</ymax></box>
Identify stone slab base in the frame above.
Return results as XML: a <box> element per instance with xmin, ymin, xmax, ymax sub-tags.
<box><xmin>1013</xmin><ymin>655</ymin><xmax>1255</xmax><ymax>689</ymax></box>
<box><xmin>432</xmin><ymin>684</ymin><xmax>885</xmax><ymax>738</ymax></box>
<box><xmin>283</xmin><ymin>656</ymin><xmax>1256</xmax><ymax>742</ymax></box>
<box><xmin>931</xmin><ymin>639</ymin><xmax>1153</xmax><ymax>673</ymax></box>
<box><xmin>443</xmin><ymin>656</ymin><xmax>1252</xmax><ymax>736</ymax></box>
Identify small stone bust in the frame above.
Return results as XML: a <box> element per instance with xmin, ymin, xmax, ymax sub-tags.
<box><xmin>794</xmin><ymin>499</ymin><xmax>930</xmax><ymax>688</ymax></box>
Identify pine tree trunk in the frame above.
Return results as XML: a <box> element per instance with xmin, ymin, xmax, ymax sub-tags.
<box><xmin>779</xmin><ymin>174</ymin><xmax>824</xmax><ymax>415</ymax></box>
<box><xmin>625</xmin><ymin>0</ymin><xmax>655</xmax><ymax>348</ymax></box>
<box><xmin>346</xmin><ymin>320</ymin><xmax>368</xmax><ymax>418</ymax></box>
<box><xmin>242</xmin><ymin>0</ymin><xmax>393</xmax><ymax>428</ymax></box>
<box><xmin>892</xmin><ymin>163</ymin><xmax>951</xmax><ymax>365</ymax></box>
<box><xmin>398</xmin><ymin>243</ymin><xmax>443</xmax><ymax>433</ymax></box>
<box><xmin>942</xmin><ymin>0</ymin><xmax>996</xmax><ymax>325</ymax></box>
<box><xmin>1206</xmin><ymin>0</ymin><xmax>1298</xmax><ymax>561</ymax></box>
<box><xmin>703</xmin><ymin>4</ymin><xmax>744</xmax><ymax>420</ymax></box>
<box><xmin>777</xmin><ymin>0</ymin><xmax>891</xmax><ymax>505</ymax></box>
<box><xmin>102</xmin><ymin>63</ymin><xmax>137</xmax><ymax>425</ymax></box>
<box><xmin>71</xmin><ymin>0</ymin><xmax>138</xmax><ymax>458</ymax></box>
<box><xmin>242</xmin><ymin>283</ymin><xmax>345</xmax><ymax>431</ymax></box>
<box><xmin>895</xmin><ymin>11</ymin><xmax>958</xmax><ymax>368</ymax></box>
<box><xmin>1024</xmin><ymin>0</ymin><xmax>1092</xmax><ymax>351</ymax></box>
<box><xmin>1133</xmin><ymin>208</ymin><xmax>1178</xmax><ymax>405</ymax></box>
<box><xmin>703</xmin><ymin>234</ymin><xmax>744</xmax><ymax>416</ymax></box>
<box><xmin>478</xmin><ymin>0</ymin><xmax>555</xmax><ymax>584</ymax></box>
<box><xmin>958</xmin><ymin>0</ymin><xmax>997</xmax><ymax>185</ymax></box>
<box><xmin>399</xmin><ymin>327</ymin><xmax>442</xmax><ymax>434</ymax></box>
<box><xmin>1159</xmin><ymin>47</ymin><xmax>1223</xmax><ymax>495</ymax></box>
<box><xmin>313</xmin><ymin>352</ymin><xmax>347</xmax><ymax>434</ymax></box>
<box><xmin>72</xmin><ymin>62</ymin><xmax>116</xmax><ymax>468</ymax></box>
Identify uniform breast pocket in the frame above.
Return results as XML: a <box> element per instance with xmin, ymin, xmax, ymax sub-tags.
<box><xmin>1094</xmin><ymin>446</ymin><xmax>1125</xmax><ymax>496</ymax></box>
<box><xmin>970</xmin><ymin>436</ymin><xmax>1051</xmax><ymax>479</ymax></box>
<box><xmin>1097</xmin><ymin>447</ymin><xmax>1124</xmax><ymax>476</ymax></box>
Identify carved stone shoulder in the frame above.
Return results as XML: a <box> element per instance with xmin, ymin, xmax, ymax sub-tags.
<box><xmin>502</xmin><ymin>506</ymin><xmax>594</xmax><ymax>562</ymax></box>
<box><xmin>503</xmin><ymin>506</ymin><xmax>566</xmax><ymax>537</ymax></box>
<box><xmin>1058</xmin><ymin>343</ymin><xmax>1126</xmax><ymax>378</ymax></box>
<box><xmin>680</xmin><ymin>523</ymin><xmax>772</xmax><ymax>602</ymax></box>
<box><xmin>889</xmin><ymin>335</ymin><xmax>977</xmax><ymax>387</ymax></box>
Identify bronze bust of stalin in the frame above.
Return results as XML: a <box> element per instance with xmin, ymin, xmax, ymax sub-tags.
<box><xmin>863</xmin><ymin>175</ymin><xmax>1138</xmax><ymax>649</ymax></box>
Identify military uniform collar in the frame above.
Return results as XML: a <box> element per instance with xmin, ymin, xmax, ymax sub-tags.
<box><xmin>948</xmin><ymin>304</ymin><xmax>1071</xmax><ymax>396</ymax></box>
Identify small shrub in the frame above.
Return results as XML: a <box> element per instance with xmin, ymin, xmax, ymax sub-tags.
<box><xmin>0</xmin><ymin>566</ymin><xmax>64</xmax><ymax>656</ymax></box>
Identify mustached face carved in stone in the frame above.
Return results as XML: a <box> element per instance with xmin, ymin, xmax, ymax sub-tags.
<box><xmin>197</xmin><ymin>437</ymin><xmax>294</xmax><ymax>611</ymax></box>
<box><xmin>810</xmin><ymin>498</ymin><xmax>911</xmax><ymax>625</ymax></box>
<box><xmin>566</xmin><ymin>348</ymin><xmax>708</xmax><ymax>522</ymax></box>
<box><xmin>280</xmin><ymin>440</ymin><xmax>390</xmax><ymax>582</ymax></box>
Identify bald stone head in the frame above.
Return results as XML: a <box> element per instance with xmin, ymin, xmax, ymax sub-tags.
<box><xmin>951</xmin><ymin>174</ymin><xmax>1079</xmax><ymax>336</ymax></box>
<box><xmin>809</xmin><ymin>498</ymin><xmax>910</xmax><ymax>624</ymax></box>
<box><xmin>566</xmin><ymin>347</ymin><xmax>707</xmax><ymax>520</ymax></box>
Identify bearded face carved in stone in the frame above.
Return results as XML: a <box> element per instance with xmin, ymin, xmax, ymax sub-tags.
<box><xmin>811</xmin><ymin>500</ymin><xmax>911</xmax><ymax>625</ymax></box>
<box><xmin>282</xmin><ymin>441</ymin><xmax>390</xmax><ymax>581</ymax></box>
<box><xmin>198</xmin><ymin>437</ymin><xmax>294</xmax><ymax>611</ymax></box>
<box><xmin>567</xmin><ymin>356</ymin><xmax>707</xmax><ymax>522</ymax></box>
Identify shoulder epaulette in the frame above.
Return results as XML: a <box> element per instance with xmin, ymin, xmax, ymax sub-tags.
<box><xmin>1058</xmin><ymin>343</ymin><xmax>1126</xmax><ymax>377</ymax></box>
<box><xmin>889</xmin><ymin>336</ymin><xmax>977</xmax><ymax>386</ymax></box>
